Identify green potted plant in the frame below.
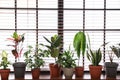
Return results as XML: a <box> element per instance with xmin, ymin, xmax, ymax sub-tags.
<box><xmin>7</xmin><ymin>32</ymin><xmax>26</xmax><ymax>79</ymax></box>
<box><xmin>24</xmin><ymin>45</ymin><xmax>45</xmax><ymax>80</ymax></box>
<box><xmin>0</xmin><ymin>50</ymin><xmax>11</xmax><ymax>80</ymax></box>
<box><xmin>60</xmin><ymin>47</ymin><xmax>76</xmax><ymax>79</ymax></box>
<box><xmin>73</xmin><ymin>31</ymin><xmax>88</xmax><ymax>78</ymax></box>
<box><xmin>42</xmin><ymin>34</ymin><xmax>62</xmax><ymax>78</ymax></box>
<box><xmin>87</xmin><ymin>48</ymin><xmax>102</xmax><ymax>80</ymax></box>
<box><xmin>104</xmin><ymin>43</ymin><xmax>120</xmax><ymax>79</ymax></box>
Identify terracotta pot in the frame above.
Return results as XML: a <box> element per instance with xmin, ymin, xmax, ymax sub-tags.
<box><xmin>0</xmin><ymin>69</ymin><xmax>10</xmax><ymax>80</ymax></box>
<box><xmin>49</xmin><ymin>63</ymin><xmax>61</xmax><ymax>78</ymax></box>
<box><xmin>32</xmin><ymin>68</ymin><xmax>40</xmax><ymax>80</ymax></box>
<box><xmin>75</xmin><ymin>66</ymin><xmax>84</xmax><ymax>78</ymax></box>
<box><xmin>89</xmin><ymin>65</ymin><xmax>102</xmax><ymax>80</ymax></box>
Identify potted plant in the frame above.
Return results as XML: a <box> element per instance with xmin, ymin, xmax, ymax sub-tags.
<box><xmin>73</xmin><ymin>31</ymin><xmax>88</xmax><ymax>78</ymax></box>
<box><xmin>42</xmin><ymin>34</ymin><xmax>62</xmax><ymax>78</ymax></box>
<box><xmin>60</xmin><ymin>47</ymin><xmax>76</xmax><ymax>79</ymax></box>
<box><xmin>24</xmin><ymin>45</ymin><xmax>45</xmax><ymax>80</ymax></box>
<box><xmin>7</xmin><ymin>32</ymin><xmax>26</xmax><ymax>79</ymax></box>
<box><xmin>0</xmin><ymin>50</ymin><xmax>11</xmax><ymax>80</ymax></box>
<box><xmin>87</xmin><ymin>48</ymin><xmax>102</xmax><ymax>80</ymax></box>
<box><xmin>104</xmin><ymin>43</ymin><xmax>120</xmax><ymax>79</ymax></box>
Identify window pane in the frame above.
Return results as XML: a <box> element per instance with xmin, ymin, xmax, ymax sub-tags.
<box><xmin>64</xmin><ymin>0</ymin><xmax>83</xmax><ymax>8</ymax></box>
<box><xmin>38</xmin><ymin>10</ymin><xmax>57</xmax><ymax>29</ymax></box>
<box><xmin>85</xmin><ymin>0</ymin><xmax>104</xmax><ymax>8</ymax></box>
<box><xmin>85</xmin><ymin>11</ymin><xmax>104</xmax><ymax>29</ymax></box>
<box><xmin>17</xmin><ymin>10</ymin><xmax>36</xmax><ymax>29</ymax></box>
<box><xmin>38</xmin><ymin>0</ymin><xmax>58</xmax><ymax>8</ymax></box>
<box><xmin>106</xmin><ymin>11</ymin><xmax>120</xmax><ymax>29</ymax></box>
<box><xmin>0</xmin><ymin>10</ymin><xmax>15</xmax><ymax>29</ymax></box>
<box><xmin>17</xmin><ymin>0</ymin><xmax>36</xmax><ymax>8</ymax></box>
<box><xmin>64</xmin><ymin>10</ymin><xmax>83</xmax><ymax>29</ymax></box>
<box><xmin>106</xmin><ymin>0</ymin><xmax>120</xmax><ymax>9</ymax></box>
<box><xmin>0</xmin><ymin>0</ymin><xmax>14</xmax><ymax>8</ymax></box>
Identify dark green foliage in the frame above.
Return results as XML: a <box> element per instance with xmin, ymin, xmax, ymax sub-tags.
<box><xmin>60</xmin><ymin>49</ymin><xmax>76</xmax><ymax>68</ymax></box>
<box><xmin>24</xmin><ymin>45</ymin><xmax>45</xmax><ymax>69</ymax></box>
<box><xmin>42</xmin><ymin>35</ymin><xmax>62</xmax><ymax>62</ymax></box>
<box><xmin>87</xmin><ymin>48</ymin><xmax>102</xmax><ymax>66</ymax></box>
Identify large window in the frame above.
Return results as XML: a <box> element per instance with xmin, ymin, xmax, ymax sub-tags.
<box><xmin>0</xmin><ymin>0</ymin><xmax>120</xmax><ymax>71</ymax></box>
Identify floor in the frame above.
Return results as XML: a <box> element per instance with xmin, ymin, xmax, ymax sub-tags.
<box><xmin>9</xmin><ymin>72</ymin><xmax>120</xmax><ymax>80</ymax></box>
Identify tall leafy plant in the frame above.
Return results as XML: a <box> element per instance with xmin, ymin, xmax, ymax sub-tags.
<box><xmin>42</xmin><ymin>34</ymin><xmax>62</xmax><ymax>63</ymax></box>
<box><xmin>73</xmin><ymin>31</ymin><xmax>87</xmax><ymax>66</ymax></box>
<box><xmin>87</xmin><ymin>48</ymin><xmax>102</xmax><ymax>66</ymax></box>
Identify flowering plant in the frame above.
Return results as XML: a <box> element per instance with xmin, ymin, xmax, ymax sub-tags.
<box><xmin>7</xmin><ymin>32</ymin><xmax>25</xmax><ymax>62</ymax></box>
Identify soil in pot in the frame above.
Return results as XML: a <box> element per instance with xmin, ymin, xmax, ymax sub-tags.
<box><xmin>49</xmin><ymin>63</ymin><xmax>61</xmax><ymax>78</ymax></box>
<box><xmin>0</xmin><ymin>69</ymin><xmax>10</xmax><ymax>80</ymax></box>
<box><xmin>31</xmin><ymin>68</ymin><xmax>40</xmax><ymax>80</ymax></box>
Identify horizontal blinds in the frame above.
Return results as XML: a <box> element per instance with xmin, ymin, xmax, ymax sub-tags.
<box><xmin>0</xmin><ymin>0</ymin><xmax>120</xmax><ymax>71</ymax></box>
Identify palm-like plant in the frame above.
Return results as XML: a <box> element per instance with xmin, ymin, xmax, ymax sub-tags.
<box><xmin>87</xmin><ymin>48</ymin><xmax>102</xmax><ymax>66</ymax></box>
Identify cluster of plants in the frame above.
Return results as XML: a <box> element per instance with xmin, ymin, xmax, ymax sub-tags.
<box><xmin>0</xmin><ymin>31</ymin><xmax>120</xmax><ymax>79</ymax></box>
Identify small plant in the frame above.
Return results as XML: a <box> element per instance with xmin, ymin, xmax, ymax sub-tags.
<box><xmin>24</xmin><ymin>45</ymin><xmax>45</xmax><ymax>69</ymax></box>
<box><xmin>0</xmin><ymin>50</ymin><xmax>10</xmax><ymax>69</ymax></box>
<box><xmin>60</xmin><ymin>48</ymin><xmax>76</xmax><ymax>68</ymax></box>
<box><xmin>109</xmin><ymin>44</ymin><xmax>120</xmax><ymax>63</ymax></box>
<box><xmin>7</xmin><ymin>32</ymin><xmax>25</xmax><ymax>62</ymax></box>
<box><xmin>87</xmin><ymin>48</ymin><xmax>102</xmax><ymax>66</ymax></box>
<box><xmin>42</xmin><ymin>34</ymin><xmax>62</xmax><ymax>63</ymax></box>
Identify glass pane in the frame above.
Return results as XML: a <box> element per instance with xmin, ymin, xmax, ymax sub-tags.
<box><xmin>17</xmin><ymin>0</ymin><xmax>36</xmax><ymax>8</ymax></box>
<box><xmin>64</xmin><ymin>10</ymin><xmax>83</xmax><ymax>29</ymax></box>
<box><xmin>106</xmin><ymin>0</ymin><xmax>120</xmax><ymax>9</ymax></box>
<box><xmin>106</xmin><ymin>11</ymin><xmax>120</xmax><ymax>29</ymax></box>
<box><xmin>85</xmin><ymin>0</ymin><xmax>104</xmax><ymax>8</ymax></box>
<box><xmin>0</xmin><ymin>0</ymin><xmax>14</xmax><ymax>7</ymax></box>
<box><xmin>85</xmin><ymin>11</ymin><xmax>104</xmax><ymax>29</ymax></box>
<box><xmin>17</xmin><ymin>10</ymin><xmax>36</xmax><ymax>29</ymax></box>
<box><xmin>38</xmin><ymin>10</ymin><xmax>57</xmax><ymax>29</ymax></box>
<box><xmin>64</xmin><ymin>0</ymin><xmax>83</xmax><ymax>8</ymax></box>
<box><xmin>38</xmin><ymin>0</ymin><xmax>58</xmax><ymax>8</ymax></box>
<box><xmin>0</xmin><ymin>10</ymin><xmax>15</xmax><ymax>29</ymax></box>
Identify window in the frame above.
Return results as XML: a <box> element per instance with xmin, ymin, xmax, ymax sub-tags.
<box><xmin>0</xmin><ymin>0</ymin><xmax>120</xmax><ymax>71</ymax></box>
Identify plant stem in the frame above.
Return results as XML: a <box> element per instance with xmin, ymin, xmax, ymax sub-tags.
<box><xmin>78</xmin><ymin>58</ymin><xmax>80</xmax><ymax>66</ymax></box>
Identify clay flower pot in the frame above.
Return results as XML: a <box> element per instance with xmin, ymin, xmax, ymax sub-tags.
<box><xmin>0</xmin><ymin>69</ymin><xmax>10</xmax><ymax>80</ymax></box>
<box><xmin>31</xmin><ymin>68</ymin><xmax>40</xmax><ymax>80</ymax></box>
<box><xmin>49</xmin><ymin>63</ymin><xmax>61</xmax><ymax>78</ymax></box>
<box><xmin>75</xmin><ymin>66</ymin><xmax>84</xmax><ymax>78</ymax></box>
<box><xmin>89</xmin><ymin>65</ymin><xmax>102</xmax><ymax>80</ymax></box>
